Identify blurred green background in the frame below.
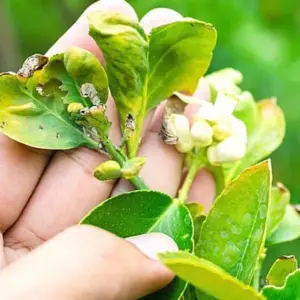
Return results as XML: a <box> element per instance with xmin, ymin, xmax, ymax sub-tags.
<box><xmin>0</xmin><ymin>0</ymin><xmax>299</xmax><ymax>277</ymax></box>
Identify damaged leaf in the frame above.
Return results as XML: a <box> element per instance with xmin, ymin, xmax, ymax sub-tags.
<box><xmin>0</xmin><ymin>72</ymin><xmax>98</xmax><ymax>149</ymax></box>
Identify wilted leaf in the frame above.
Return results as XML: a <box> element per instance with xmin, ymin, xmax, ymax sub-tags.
<box><xmin>88</xmin><ymin>11</ymin><xmax>149</xmax><ymax>158</ymax></box>
<box><xmin>147</xmin><ymin>19</ymin><xmax>217</xmax><ymax>111</ymax></box>
<box><xmin>262</xmin><ymin>269</ymin><xmax>300</xmax><ymax>299</ymax></box>
<box><xmin>80</xmin><ymin>190</ymin><xmax>194</xmax><ymax>300</ymax></box>
<box><xmin>266</xmin><ymin>256</ymin><xmax>297</xmax><ymax>287</ymax></box>
<box><xmin>266</xmin><ymin>205</ymin><xmax>300</xmax><ymax>246</ymax></box>
<box><xmin>0</xmin><ymin>72</ymin><xmax>97</xmax><ymax>149</ymax></box>
<box><xmin>225</xmin><ymin>99</ymin><xmax>285</xmax><ymax>182</ymax></box>
<box><xmin>266</xmin><ymin>183</ymin><xmax>290</xmax><ymax>238</ymax></box>
<box><xmin>196</xmin><ymin>161</ymin><xmax>271</xmax><ymax>284</ymax></box>
<box><xmin>159</xmin><ymin>251</ymin><xmax>264</xmax><ymax>300</ymax></box>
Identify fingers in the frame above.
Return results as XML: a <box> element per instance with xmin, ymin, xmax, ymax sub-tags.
<box><xmin>0</xmin><ymin>226</ymin><xmax>176</xmax><ymax>300</ymax></box>
<box><xmin>47</xmin><ymin>0</ymin><xmax>138</xmax><ymax>61</ymax></box>
<box><xmin>3</xmin><ymin>0</ymin><xmax>138</xmax><ymax>255</ymax></box>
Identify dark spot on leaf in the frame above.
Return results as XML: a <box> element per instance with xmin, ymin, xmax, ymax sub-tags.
<box><xmin>56</xmin><ymin>133</ymin><xmax>61</xmax><ymax>139</ymax></box>
<box><xmin>39</xmin><ymin>125</ymin><xmax>44</xmax><ymax>130</ymax></box>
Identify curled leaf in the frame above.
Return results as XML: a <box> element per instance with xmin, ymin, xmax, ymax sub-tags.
<box><xmin>262</xmin><ymin>269</ymin><xmax>300</xmax><ymax>299</ymax></box>
<box><xmin>266</xmin><ymin>256</ymin><xmax>297</xmax><ymax>287</ymax></box>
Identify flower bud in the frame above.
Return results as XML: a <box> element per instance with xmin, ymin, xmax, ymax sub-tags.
<box><xmin>208</xmin><ymin>137</ymin><xmax>246</xmax><ymax>165</ymax></box>
<box><xmin>212</xmin><ymin>119</ymin><xmax>232</xmax><ymax>141</ymax></box>
<box><xmin>169</xmin><ymin>114</ymin><xmax>190</xmax><ymax>141</ymax></box>
<box><xmin>193</xmin><ymin>102</ymin><xmax>219</xmax><ymax>123</ymax></box>
<box><xmin>176</xmin><ymin>136</ymin><xmax>194</xmax><ymax>153</ymax></box>
<box><xmin>214</xmin><ymin>92</ymin><xmax>239</xmax><ymax>116</ymax></box>
<box><xmin>229</xmin><ymin>116</ymin><xmax>247</xmax><ymax>144</ymax></box>
<box><xmin>190</xmin><ymin>120</ymin><xmax>213</xmax><ymax>147</ymax></box>
<box><xmin>94</xmin><ymin>160</ymin><xmax>121</xmax><ymax>181</ymax></box>
<box><xmin>67</xmin><ymin>102</ymin><xmax>84</xmax><ymax>114</ymax></box>
<box><xmin>121</xmin><ymin>157</ymin><xmax>147</xmax><ymax>179</ymax></box>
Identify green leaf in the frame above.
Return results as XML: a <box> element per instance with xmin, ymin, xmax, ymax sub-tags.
<box><xmin>159</xmin><ymin>251</ymin><xmax>264</xmax><ymax>300</ymax></box>
<box><xmin>196</xmin><ymin>161</ymin><xmax>272</xmax><ymax>284</ymax></box>
<box><xmin>266</xmin><ymin>205</ymin><xmax>300</xmax><ymax>246</ymax></box>
<box><xmin>80</xmin><ymin>190</ymin><xmax>194</xmax><ymax>300</ymax></box>
<box><xmin>88</xmin><ymin>11</ymin><xmax>149</xmax><ymax>158</ymax></box>
<box><xmin>147</xmin><ymin>18</ymin><xmax>217</xmax><ymax>111</ymax></box>
<box><xmin>262</xmin><ymin>269</ymin><xmax>300</xmax><ymax>299</ymax></box>
<box><xmin>266</xmin><ymin>183</ymin><xmax>290</xmax><ymax>238</ymax></box>
<box><xmin>0</xmin><ymin>72</ymin><xmax>97</xmax><ymax>150</ymax></box>
<box><xmin>225</xmin><ymin>99</ymin><xmax>285</xmax><ymax>182</ymax></box>
<box><xmin>40</xmin><ymin>47</ymin><xmax>109</xmax><ymax>105</ymax></box>
<box><xmin>187</xmin><ymin>203</ymin><xmax>206</xmax><ymax>246</ymax></box>
<box><xmin>182</xmin><ymin>284</ymin><xmax>198</xmax><ymax>300</ymax></box>
<box><xmin>266</xmin><ymin>256</ymin><xmax>298</xmax><ymax>287</ymax></box>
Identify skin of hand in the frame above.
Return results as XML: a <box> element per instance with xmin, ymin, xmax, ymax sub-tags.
<box><xmin>0</xmin><ymin>0</ymin><xmax>216</xmax><ymax>299</ymax></box>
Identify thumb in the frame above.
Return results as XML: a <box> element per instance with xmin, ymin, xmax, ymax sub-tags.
<box><xmin>0</xmin><ymin>225</ymin><xmax>177</xmax><ymax>300</ymax></box>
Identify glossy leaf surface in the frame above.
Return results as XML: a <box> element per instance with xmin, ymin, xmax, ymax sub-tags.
<box><xmin>81</xmin><ymin>190</ymin><xmax>194</xmax><ymax>300</ymax></box>
<box><xmin>197</xmin><ymin>161</ymin><xmax>271</xmax><ymax>284</ymax></box>
<box><xmin>147</xmin><ymin>18</ymin><xmax>217</xmax><ymax>111</ymax></box>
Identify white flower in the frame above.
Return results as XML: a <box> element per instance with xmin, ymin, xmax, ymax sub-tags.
<box><xmin>208</xmin><ymin>137</ymin><xmax>247</xmax><ymax>165</ymax></box>
<box><xmin>214</xmin><ymin>92</ymin><xmax>239</xmax><ymax>117</ymax></box>
<box><xmin>190</xmin><ymin>120</ymin><xmax>213</xmax><ymax>147</ymax></box>
<box><xmin>176</xmin><ymin>136</ymin><xmax>194</xmax><ymax>153</ymax></box>
<box><xmin>193</xmin><ymin>102</ymin><xmax>219</xmax><ymax>123</ymax></box>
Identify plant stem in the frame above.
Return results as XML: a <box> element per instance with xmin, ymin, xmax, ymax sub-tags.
<box><xmin>102</xmin><ymin>138</ymin><xmax>149</xmax><ymax>190</ymax></box>
<box><xmin>177</xmin><ymin>148</ymin><xmax>207</xmax><ymax>203</ymax></box>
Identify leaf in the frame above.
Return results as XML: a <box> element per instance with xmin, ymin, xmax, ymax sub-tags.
<box><xmin>187</xmin><ymin>203</ymin><xmax>206</xmax><ymax>246</ymax></box>
<box><xmin>88</xmin><ymin>11</ymin><xmax>149</xmax><ymax>158</ymax></box>
<box><xmin>0</xmin><ymin>72</ymin><xmax>97</xmax><ymax>150</ymax></box>
<box><xmin>80</xmin><ymin>190</ymin><xmax>194</xmax><ymax>300</ymax></box>
<box><xmin>88</xmin><ymin>12</ymin><xmax>217</xmax><ymax>157</ymax></box>
<box><xmin>40</xmin><ymin>47</ymin><xmax>109</xmax><ymax>105</ymax></box>
<box><xmin>196</xmin><ymin>161</ymin><xmax>271</xmax><ymax>284</ymax></box>
<box><xmin>262</xmin><ymin>269</ymin><xmax>300</xmax><ymax>299</ymax></box>
<box><xmin>266</xmin><ymin>205</ymin><xmax>300</xmax><ymax>246</ymax></box>
<box><xmin>182</xmin><ymin>284</ymin><xmax>198</xmax><ymax>300</ymax></box>
<box><xmin>159</xmin><ymin>251</ymin><xmax>264</xmax><ymax>300</ymax></box>
<box><xmin>225</xmin><ymin>99</ymin><xmax>285</xmax><ymax>182</ymax></box>
<box><xmin>266</xmin><ymin>183</ymin><xmax>290</xmax><ymax>238</ymax></box>
<box><xmin>147</xmin><ymin>18</ymin><xmax>217</xmax><ymax>111</ymax></box>
<box><xmin>266</xmin><ymin>256</ymin><xmax>298</xmax><ymax>287</ymax></box>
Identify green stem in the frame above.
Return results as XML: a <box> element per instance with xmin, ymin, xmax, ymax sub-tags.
<box><xmin>177</xmin><ymin>148</ymin><xmax>207</xmax><ymax>203</ymax></box>
<box><xmin>102</xmin><ymin>138</ymin><xmax>149</xmax><ymax>190</ymax></box>
<box><xmin>251</xmin><ymin>249</ymin><xmax>266</xmax><ymax>291</ymax></box>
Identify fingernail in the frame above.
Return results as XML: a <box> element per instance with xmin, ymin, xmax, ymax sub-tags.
<box><xmin>140</xmin><ymin>8</ymin><xmax>183</xmax><ymax>34</ymax></box>
<box><xmin>126</xmin><ymin>233</ymin><xmax>178</xmax><ymax>260</ymax></box>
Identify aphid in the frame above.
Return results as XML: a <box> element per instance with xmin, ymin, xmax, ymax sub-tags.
<box><xmin>17</xmin><ymin>54</ymin><xmax>48</xmax><ymax>78</ymax></box>
<box><xmin>80</xmin><ymin>83</ymin><xmax>101</xmax><ymax>106</ymax></box>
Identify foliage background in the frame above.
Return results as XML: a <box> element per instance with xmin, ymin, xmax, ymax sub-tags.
<box><xmin>0</xmin><ymin>0</ymin><xmax>299</xmax><ymax>279</ymax></box>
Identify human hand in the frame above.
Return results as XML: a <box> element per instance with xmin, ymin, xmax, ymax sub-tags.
<box><xmin>0</xmin><ymin>0</ymin><xmax>215</xmax><ymax>298</ymax></box>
